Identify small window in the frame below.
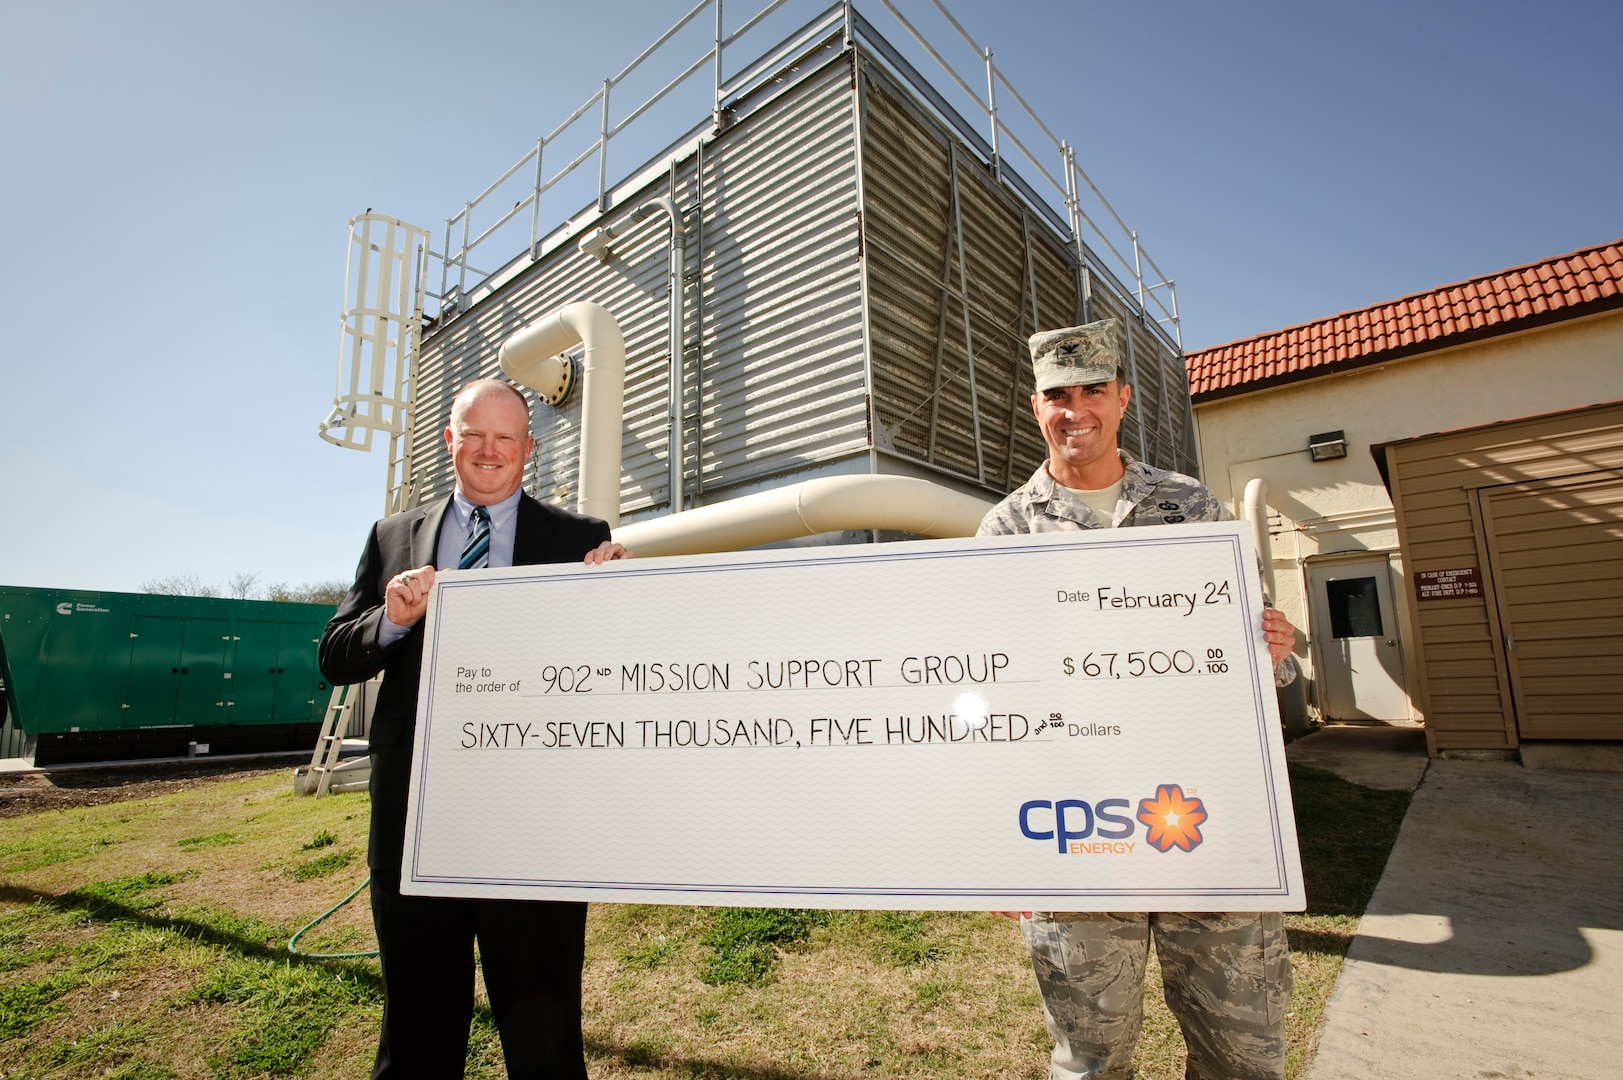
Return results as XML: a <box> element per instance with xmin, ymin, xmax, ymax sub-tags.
<box><xmin>1327</xmin><ymin>577</ymin><xmax>1383</xmax><ymax>639</ymax></box>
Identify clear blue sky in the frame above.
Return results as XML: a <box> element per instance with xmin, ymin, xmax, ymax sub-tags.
<box><xmin>3</xmin><ymin>0</ymin><xmax>1618</xmax><ymax>595</ymax></box>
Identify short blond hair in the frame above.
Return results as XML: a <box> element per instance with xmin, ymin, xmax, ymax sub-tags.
<box><xmin>449</xmin><ymin>379</ymin><xmax>529</xmax><ymax>427</ymax></box>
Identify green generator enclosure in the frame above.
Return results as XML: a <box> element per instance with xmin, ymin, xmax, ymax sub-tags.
<box><xmin>0</xmin><ymin>586</ymin><xmax>337</xmax><ymax>765</ymax></box>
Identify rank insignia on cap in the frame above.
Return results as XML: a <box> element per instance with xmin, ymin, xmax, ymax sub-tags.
<box><xmin>1029</xmin><ymin>319</ymin><xmax>1123</xmax><ymax>391</ymax></box>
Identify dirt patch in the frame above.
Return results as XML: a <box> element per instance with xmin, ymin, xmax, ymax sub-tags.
<box><xmin>0</xmin><ymin>761</ymin><xmax>291</xmax><ymax>818</ymax></box>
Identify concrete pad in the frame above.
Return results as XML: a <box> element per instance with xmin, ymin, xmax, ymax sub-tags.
<box><xmin>1519</xmin><ymin>740</ymin><xmax>1623</xmax><ymax>773</ymax></box>
<box><xmin>1304</xmin><ymin>760</ymin><xmax>1623</xmax><ymax>1080</ymax></box>
<box><xmin>1285</xmin><ymin>724</ymin><xmax>1429</xmax><ymax>791</ymax></box>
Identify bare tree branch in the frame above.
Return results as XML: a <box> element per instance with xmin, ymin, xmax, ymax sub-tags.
<box><xmin>140</xmin><ymin>572</ymin><xmax>219</xmax><ymax>597</ymax></box>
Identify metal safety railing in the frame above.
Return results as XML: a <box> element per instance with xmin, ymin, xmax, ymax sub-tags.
<box><xmin>429</xmin><ymin>0</ymin><xmax>815</xmax><ymax>314</ymax></box>
<box><xmin>864</xmin><ymin>0</ymin><xmax>1180</xmax><ymax>346</ymax></box>
<box><xmin>427</xmin><ymin>0</ymin><xmax>1179</xmax><ymax>348</ymax></box>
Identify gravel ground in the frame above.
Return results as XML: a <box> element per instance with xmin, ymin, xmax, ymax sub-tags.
<box><xmin>0</xmin><ymin>760</ymin><xmax>293</xmax><ymax>818</ymax></box>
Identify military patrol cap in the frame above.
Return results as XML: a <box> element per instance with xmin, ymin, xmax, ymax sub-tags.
<box><xmin>1029</xmin><ymin>319</ymin><xmax>1123</xmax><ymax>391</ymax></box>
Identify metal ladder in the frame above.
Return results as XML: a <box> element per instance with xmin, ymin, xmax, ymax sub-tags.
<box><xmin>307</xmin><ymin>683</ymin><xmax>357</xmax><ymax>796</ymax></box>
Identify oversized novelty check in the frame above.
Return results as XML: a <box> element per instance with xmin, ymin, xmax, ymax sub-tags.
<box><xmin>401</xmin><ymin>519</ymin><xmax>1304</xmax><ymax>911</ymax></box>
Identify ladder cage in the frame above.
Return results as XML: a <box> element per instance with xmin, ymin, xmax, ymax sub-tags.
<box><xmin>321</xmin><ymin>214</ymin><xmax>432</xmax><ymax>513</ymax></box>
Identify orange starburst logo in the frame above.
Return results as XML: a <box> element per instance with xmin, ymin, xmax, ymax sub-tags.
<box><xmin>1136</xmin><ymin>784</ymin><xmax>1207</xmax><ymax>853</ymax></box>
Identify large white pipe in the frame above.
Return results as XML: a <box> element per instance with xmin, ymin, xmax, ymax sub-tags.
<box><xmin>612</xmin><ymin>475</ymin><xmax>994</xmax><ymax>557</ymax></box>
<box><xmin>498</xmin><ymin>301</ymin><xmax>626</xmax><ymax>526</ymax></box>
<box><xmin>1243</xmin><ymin>477</ymin><xmax>1277</xmax><ymax>601</ymax></box>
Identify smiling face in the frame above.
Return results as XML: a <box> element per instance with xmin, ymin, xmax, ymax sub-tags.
<box><xmin>1032</xmin><ymin>379</ymin><xmax>1132</xmax><ymax>490</ymax></box>
<box><xmin>445</xmin><ymin>382</ymin><xmax>535</xmax><ymax>506</ymax></box>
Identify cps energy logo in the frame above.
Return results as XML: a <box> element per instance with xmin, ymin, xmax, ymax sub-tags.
<box><xmin>1018</xmin><ymin>784</ymin><xmax>1208</xmax><ymax>855</ymax></box>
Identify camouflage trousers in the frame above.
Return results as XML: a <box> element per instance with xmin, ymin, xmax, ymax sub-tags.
<box><xmin>1022</xmin><ymin>912</ymin><xmax>1290</xmax><ymax>1080</ymax></box>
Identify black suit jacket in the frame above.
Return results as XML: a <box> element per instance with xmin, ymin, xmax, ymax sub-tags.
<box><xmin>320</xmin><ymin>492</ymin><xmax>611</xmax><ymax>745</ymax></box>
<box><xmin>319</xmin><ymin>492</ymin><xmax>611</xmax><ymax>872</ymax></box>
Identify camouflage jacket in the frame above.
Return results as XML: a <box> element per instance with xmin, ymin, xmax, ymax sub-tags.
<box><xmin>977</xmin><ymin>452</ymin><xmax>1228</xmax><ymax>534</ymax></box>
<box><xmin>978</xmin><ymin>452</ymin><xmax>1295</xmax><ymax>685</ymax></box>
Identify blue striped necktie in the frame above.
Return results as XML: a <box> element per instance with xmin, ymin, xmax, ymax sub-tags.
<box><xmin>459</xmin><ymin>506</ymin><xmax>491</xmax><ymax>570</ymax></box>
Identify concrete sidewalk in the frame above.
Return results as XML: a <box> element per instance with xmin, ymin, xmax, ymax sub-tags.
<box><xmin>1288</xmin><ymin>728</ymin><xmax>1623</xmax><ymax>1080</ymax></box>
<box><xmin>1285</xmin><ymin>723</ymin><xmax>1428</xmax><ymax>792</ymax></box>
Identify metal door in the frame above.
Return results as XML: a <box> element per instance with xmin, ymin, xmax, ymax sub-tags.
<box><xmin>229</xmin><ymin>621</ymin><xmax>281</xmax><ymax>723</ymax></box>
<box><xmin>1481</xmin><ymin>473</ymin><xmax>1623</xmax><ymax>740</ymax></box>
<box><xmin>174</xmin><ymin>619</ymin><xmax>227</xmax><ymax>725</ymax></box>
<box><xmin>1308</xmin><ymin>556</ymin><xmax>1410</xmax><ymax>721</ymax></box>
<box><xmin>273</xmin><ymin>626</ymin><xmax>322</xmax><ymax>723</ymax></box>
<box><xmin>125</xmin><ymin>617</ymin><xmax>227</xmax><ymax>727</ymax></box>
<box><xmin>124</xmin><ymin>616</ymin><xmax>187</xmax><ymax>727</ymax></box>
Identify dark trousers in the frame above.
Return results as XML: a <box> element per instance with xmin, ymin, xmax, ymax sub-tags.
<box><xmin>369</xmin><ymin>745</ymin><xmax>588</xmax><ymax>1079</ymax></box>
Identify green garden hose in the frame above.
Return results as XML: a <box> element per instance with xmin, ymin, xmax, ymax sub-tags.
<box><xmin>287</xmin><ymin>874</ymin><xmax>378</xmax><ymax>959</ymax></box>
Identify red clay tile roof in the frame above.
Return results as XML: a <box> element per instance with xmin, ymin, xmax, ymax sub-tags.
<box><xmin>1185</xmin><ymin>238</ymin><xmax>1623</xmax><ymax>400</ymax></box>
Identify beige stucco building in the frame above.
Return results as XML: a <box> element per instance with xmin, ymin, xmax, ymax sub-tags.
<box><xmin>1184</xmin><ymin>239</ymin><xmax>1623</xmax><ymax>755</ymax></box>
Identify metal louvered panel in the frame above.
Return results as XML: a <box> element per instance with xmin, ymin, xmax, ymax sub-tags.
<box><xmin>859</xmin><ymin>51</ymin><xmax>1195</xmax><ymax>490</ymax></box>
<box><xmin>862</xmin><ymin>75</ymin><xmax>970</xmax><ymax>477</ymax></box>
<box><xmin>1085</xmin><ymin>285</ymin><xmax>1196</xmax><ymax>476</ymax></box>
<box><xmin>864</xmin><ymin>61</ymin><xmax>1057</xmax><ymax>491</ymax></box>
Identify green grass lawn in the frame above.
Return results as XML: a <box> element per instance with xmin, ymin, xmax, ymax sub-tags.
<box><xmin>0</xmin><ymin>762</ymin><xmax>1411</xmax><ymax>1078</ymax></box>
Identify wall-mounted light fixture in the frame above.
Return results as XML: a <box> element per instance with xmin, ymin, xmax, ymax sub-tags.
<box><xmin>1308</xmin><ymin>430</ymin><xmax>1348</xmax><ymax>461</ymax></box>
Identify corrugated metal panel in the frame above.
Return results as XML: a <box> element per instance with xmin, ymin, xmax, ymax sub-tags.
<box><xmin>411</xmin><ymin>58</ymin><xmax>865</xmax><ymax>515</ymax></box>
<box><xmin>412</xmin><ymin>205</ymin><xmax>676</xmax><ymax>513</ymax></box>
<box><xmin>692</xmin><ymin>57</ymin><xmax>866</xmax><ymax>499</ymax></box>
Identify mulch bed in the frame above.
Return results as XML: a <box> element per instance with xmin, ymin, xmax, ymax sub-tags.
<box><xmin>0</xmin><ymin>761</ymin><xmax>290</xmax><ymax>818</ymax></box>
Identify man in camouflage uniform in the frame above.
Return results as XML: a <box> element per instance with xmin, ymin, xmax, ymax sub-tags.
<box><xmin>980</xmin><ymin>318</ymin><xmax>1298</xmax><ymax>1080</ymax></box>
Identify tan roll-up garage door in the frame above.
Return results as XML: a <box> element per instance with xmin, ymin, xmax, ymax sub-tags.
<box><xmin>1480</xmin><ymin>471</ymin><xmax>1623</xmax><ymax>740</ymax></box>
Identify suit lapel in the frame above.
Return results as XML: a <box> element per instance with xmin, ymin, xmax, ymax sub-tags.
<box><xmin>513</xmin><ymin>494</ymin><xmax>546</xmax><ymax>567</ymax></box>
<box><xmin>411</xmin><ymin>496</ymin><xmax>455</xmax><ymax>568</ymax></box>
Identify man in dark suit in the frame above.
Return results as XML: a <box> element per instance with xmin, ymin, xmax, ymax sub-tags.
<box><xmin>321</xmin><ymin>378</ymin><xmax>628</xmax><ymax>1079</ymax></box>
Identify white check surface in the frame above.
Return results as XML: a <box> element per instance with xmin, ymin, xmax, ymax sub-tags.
<box><xmin>402</xmin><ymin>520</ymin><xmax>1304</xmax><ymax>911</ymax></box>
